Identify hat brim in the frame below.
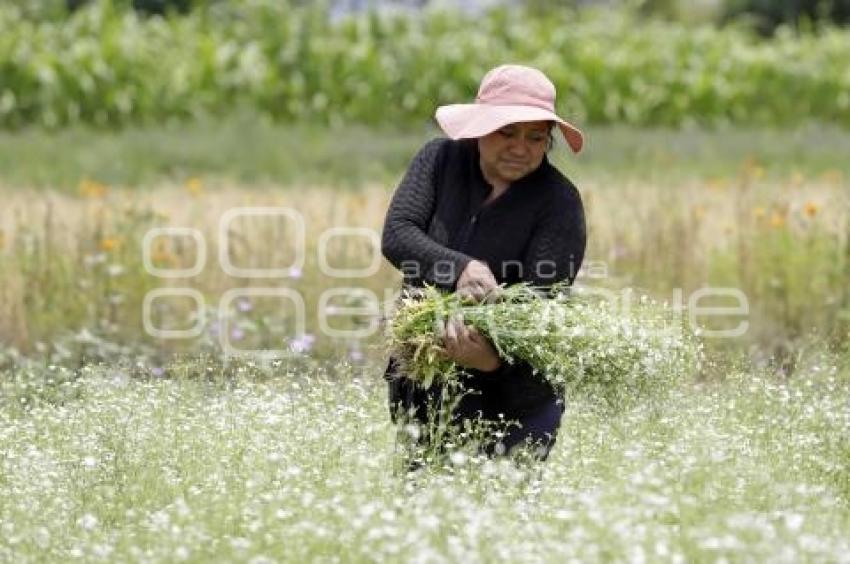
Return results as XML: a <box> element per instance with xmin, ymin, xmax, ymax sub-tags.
<box><xmin>435</xmin><ymin>103</ymin><xmax>584</xmax><ymax>154</ymax></box>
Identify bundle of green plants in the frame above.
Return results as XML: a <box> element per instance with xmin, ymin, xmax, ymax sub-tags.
<box><xmin>387</xmin><ymin>283</ymin><xmax>702</xmax><ymax>406</ymax></box>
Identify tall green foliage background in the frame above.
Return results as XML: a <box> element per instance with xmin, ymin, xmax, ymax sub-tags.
<box><xmin>1</xmin><ymin>0</ymin><xmax>849</xmax><ymax>129</ymax></box>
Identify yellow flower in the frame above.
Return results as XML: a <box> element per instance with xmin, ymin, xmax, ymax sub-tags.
<box><xmin>185</xmin><ymin>177</ymin><xmax>204</xmax><ymax>196</ymax></box>
<box><xmin>691</xmin><ymin>205</ymin><xmax>706</xmax><ymax>221</ymax></box>
<box><xmin>151</xmin><ymin>250</ymin><xmax>177</xmax><ymax>267</ymax></box>
<box><xmin>753</xmin><ymin>207</ymin><xmax>766</xmax><ymax>220</ymax></box>
<box><xmin>706</xmin><ymin>177</ymin><xmax>729</xmax><ymax>192</ymax></box>
<box><xmin>151</xmin><ymin>240</ymin><xmax>176</xmax><ymax>266</ymax></box>
<box><xmin>79</xmin><ymin>178</ymin><xmax>108</xmax><ymax>199</ymax></box>
<box><xmin>803</xmin><ymin>201</ymin><xmax>819</xmax><ymax>218</ymax></box>
<box><xmin>821</xmin><ymin>169</ymin><xmax>844</xmax><ymax>185</ymax></box>
<box><xmin>770</xmin><ymin>212</ymin><xmax>786</xmax><ymax>229</ymax></box>
<box><xmin>789</xmin><ymin>170</ymin><xmax>804</xmax><ymax>187</ymax></box>
<box><xmin>100</xmin><ymin>237</ymin><xmax>121</xmax><ymax>252</ymax></box>
<box><xmin>742</xmin><ymin>156</ymin><xmax>766</xmax><ymax>180</ymax></box>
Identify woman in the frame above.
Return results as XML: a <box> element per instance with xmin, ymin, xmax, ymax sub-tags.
<box><xmin>381</xmin><ymin>64</ymin><xmax>587</xmax><ymax>463</ymax></box>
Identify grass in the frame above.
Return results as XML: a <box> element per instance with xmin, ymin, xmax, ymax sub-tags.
<box><xmin>1</xmin><ymin>117</ymin><xmax>849</xmax><ymax>190</ymax></box>
<box><xmin>0</xmin><ymin>121</ymin><xmax>847</xmax><ymax>369</ymax></box>
<box><xmin>1</xmin><ymin>354</ymin><xmax>849</xmax><ymax>562</ymax></box>
<box><xmin>1</xmin><ymin>121</ymin><xmax>849</xmax><ymax>561</ymax></box>
<box><xmin>0</xmin><ymin>164</ymin><xmax>847</xmax><ymax>363</ymax></box>
<box><xmin>0</xmin><ymin>116</ymin><xmax>426</xmax><ymax>190</ymax></box>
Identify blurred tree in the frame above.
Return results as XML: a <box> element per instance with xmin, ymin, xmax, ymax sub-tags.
<box><xmin>633</xmin><ymin>0</ymin><xmax>680</xmax><ymax>18</ymax></box>
<box><xmin>723</xmin><ymin>0</ymin><xmax>850</xmax><ymax>34</ymax></box>
<box><xmin>130</xmin><ymin>0</ymin><xmax>193</xmax><ymax>14</ymax></box>
<box><xmin>523</xmin><ymin>0</ymin><xmax>580</xmax><ymax>16</ymax></box>
<box><xmin>66</xmin><ymin>0</ymin><xmax>197</xmax><ymax>15</ymax></box>
<box><xmin>5</xmin><ymin>0</ymin><xmax>68</xmax><ymax>19</ymax></box>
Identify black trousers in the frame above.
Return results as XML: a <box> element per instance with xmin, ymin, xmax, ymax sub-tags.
<box><xmin>385</xmin><ymin>358</ymin><xmax>564</xmax><ymax>463</ymax></box>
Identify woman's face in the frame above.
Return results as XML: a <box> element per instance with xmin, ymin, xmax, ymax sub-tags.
<box><xmin>477</xmin><ymin>121</ymin><xmax>551</xmax><ymax>187</ymax></box>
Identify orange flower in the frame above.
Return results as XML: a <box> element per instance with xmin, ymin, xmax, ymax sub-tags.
<box><xmin>185</xmin><ymin>177</ymin><xmax>204</xmax><ymax>196</ymax></box>
<box><xmin>100</xmin><ymin>237</ymin><xmax>121</xmax><ymax>252</ymax></box>
<box><xmin>151</xmin><ymin>240</ymin><xmax>176</xmax><ymax>266</ymax></box>
<box><xmin>803</xmin><ymin>201</ymin><xmax>819</xmax><ymax>218</ymax></box>
<box><xmin>742</xmin><ymin>156</ymin><xmax>765</xmax><ymax>180</ymax></box>
<box><xmin>79</xmin><ymin>178</ymin><xmax>108</xmax><ymax>199</ymax></box>
<box><xmin>691</xmin><ymin>205</ymin><xmax>706</xmax><ymax>221</ymax></box>
<box><xmin>151</xmin><ymin>250</ymin><xmax>177</xmax><ymax>267</ymax></box>
<box><xmin>821</xmin><ymin>169</ymin><xmax>844</xmax><ymax>185</ymax></box>
<box><xmin>706</xmin><ymin>177</ymin><xmax>729</xmax><ymax>192</ymax></box>
<box><xmin>770</xmin><ymin>212</ymin><xmax>786</xmax><ymax>229</ymax></box>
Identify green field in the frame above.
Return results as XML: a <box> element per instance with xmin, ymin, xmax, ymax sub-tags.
<box><xmin>2</xmin><ymin>118</ymin><xmax>850</xmax><ymax>189</ymax></box>
<box><xmin>2</xmin><ymin>4</ymin><xmax>850</xmax><ymax>557</ymax></box>
<box><xmin>0</xmin><ymin>120</ymin><xmax>848</xmax><ymax>561</ymax></box>
<box><xmin>3</xmin><ymin>2</ymin><xmax>850</xmax><ymax>129</ymax></box>
<box><xmin>1</xmin><ymin>122</ymin><xmax>848</xmax><ymax>358</ymax></box>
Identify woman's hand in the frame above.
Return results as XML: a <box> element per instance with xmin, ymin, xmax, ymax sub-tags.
<box><xmin>457</xmin><ymin>260</ymin><xmax>501</xmax><ymax>302</ymax></box>
<box><xmin>437</xmin><ymin>314</ymin><xmax>502</xmax><ymax>372</ymax></box>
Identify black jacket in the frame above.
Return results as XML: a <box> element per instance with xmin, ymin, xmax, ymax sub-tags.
<box><xmin>381</xmin><ymin>137</ymin><xmax>586</xmax><ymax>419</ymax></box>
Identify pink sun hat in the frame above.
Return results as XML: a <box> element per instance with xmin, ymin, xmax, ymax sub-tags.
<box><xmin>435</xmin><ymin>64</ymin><xmax>584</xmax><ymax>154</ymax></box>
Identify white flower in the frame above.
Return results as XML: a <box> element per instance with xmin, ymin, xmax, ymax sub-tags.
<box><xmin>404</xmin><ymin>424</ymin><xmax>421</xmax><ymax>440</ymax></box>
<box><xmin>77</xmin><ymin>513</ymin><xmax>98</xmax><ymax>531</ymax></box>
<box><xmin>784</xmin><ymin>513</ymin><xmax>805</xmax><ymax>531</ymax></box>
<box><xmin>449</xmin><ymin>451</ymin><xmax>468</xmax><ymax>466</ymax></box>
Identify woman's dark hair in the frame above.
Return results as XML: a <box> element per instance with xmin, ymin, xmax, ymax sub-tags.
<box><xmin>462</xmin><ymin>121</ymin><xmax>557</xmax><ymax>151</ymax></box>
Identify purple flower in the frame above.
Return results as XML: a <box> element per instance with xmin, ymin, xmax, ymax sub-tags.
<box><xmin>349</xmin><ymin>349</ymin><xmax>364</xmax><ymax>362</ymax></box>
<box><xmin>230</xmin><ymin>327</ymin><xmax>245</xmax><ymax>341</ymax></box>
<box><xmin>289</xmin><ymin>334</ymin><xmax>315</xmax><ymax>354</ymax></box>
<box><xmin>151</xmin><ymin>366</ymin><xmax>165</xmax><ymax>377</ymax></box>
<box><xmin>236</xmin><ymin>298</ymin><xmax>253</xmax><ymax>312</ymax></box>
<box><xmin>288</xmin><ymin>267</ymin><xmax>303</xmax><ymax>279</ymax></box>
<box><xmin>611</xmin><ymin>245</ymin><xmax>629</xmax><ymax>260</ymax></box>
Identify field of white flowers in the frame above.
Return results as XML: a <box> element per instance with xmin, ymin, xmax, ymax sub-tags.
<box><xmin>2</xmin><ymin>352</ymin><xmax>849</xmax><ymax>562</ymax></box>
<box><xmin>0</xmin><ymin>120</ymin><xmax>847</xmax><ymax>561</ymax></box>
<box><xmin>3</xmin><ymin>2</ymin><xmax>849</xmax><ymax>558</ymax></box>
